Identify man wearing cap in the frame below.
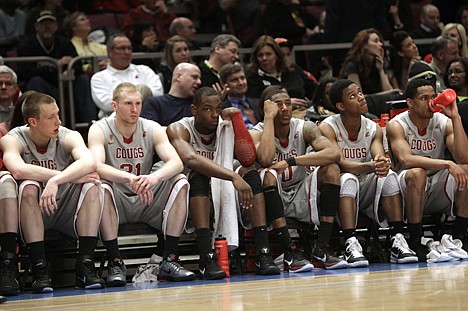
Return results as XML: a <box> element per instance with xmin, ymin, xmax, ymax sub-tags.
<box><xmin>17</xmin><ymin>10</ymin><xmax>96</xmax><ymax>123</ymax></box>
<box><xmin>408</xmin><ymin>61</ymin><xmax>438</xmax><ymax>91</ymax></box>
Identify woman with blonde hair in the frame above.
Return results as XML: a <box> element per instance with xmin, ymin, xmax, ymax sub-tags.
<box><xmin>158</xmin><ymin>35</ymin><xmax>191</xmax><ymax>92</ymax></box>
<box><xmin>442</xmin><ymin>23</ymin><xmax>468</xmax><ymax>58</ymax></box>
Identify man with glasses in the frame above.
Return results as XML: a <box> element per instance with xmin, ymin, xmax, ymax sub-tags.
<box><xmin>91</xmin><ymin>33</ymin><xmax>163</xmax><ymax>119</ymax></box>
<box><xmin>0</xmin><ymin>65</ymin><xmax>18</xmax><ymax>123</ymax></box>
<box><xmin>410</xmin><ymin>4</ymin><xmax>444</xmax><ymax>58</ymax></box>
<box><xmin>198</xmin><ymin>34</ymin><xmax>241</xmax><ymax>88</ymax></box>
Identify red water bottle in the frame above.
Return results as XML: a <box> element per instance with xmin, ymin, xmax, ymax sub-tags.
<box><xmin>214</xmin><ymin>235</ymin><xmax>230</xmax><ymax>277</ymax></box>
<box><xmin>428</xmin><ymin>88</ymin><xmax>457</xmax><ymax>113</ymax></box>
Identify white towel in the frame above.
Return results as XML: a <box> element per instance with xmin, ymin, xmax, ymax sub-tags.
<box><xmin>211</xmin><ymin>118</ymin><xmax>239</xmax><ymax>251</ymax></box>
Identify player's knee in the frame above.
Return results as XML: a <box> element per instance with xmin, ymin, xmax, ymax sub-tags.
<box><xmin>242</xmin><ymin>170</ymin><xmax>263</xmax><ymax>195</ymax></box>
<box><xmin>20</xmin><ymin>184</ymin><xmax>39</xmax><ymax>202</ymax></box>
<box><xmin>0</xmin><ymin>179</ymin><xmax>17</xmax><ymax>201</ymax></box>
<box><xmin>319</xmin><ymin>163</ymin><xmax>340</xmax><ymax>184</ymax></box>
<box><xmin>382</xmin><ymin>174</ymin><xmax>400</xmax><ymax>197</ymax></box>
<box><xmin>340</xmin><ymin>178</ymin><xmax>358</xmax><ymax>199</ymax></box>
<box><xmin>405</xmin><ymin>168</ymin><xmax>427</xmax><ymax>187</ymax></box>
<box><xmin>189</xmin><ymin>174</ymin><xmax>210</xmax><ymax>197</ymax></box>
<box><xmin>262</xmin><ymin>170</ymin><xmax>279</xmax><ymax>188</ymax></box>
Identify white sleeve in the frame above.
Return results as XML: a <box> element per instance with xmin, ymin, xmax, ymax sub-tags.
<box><xmin>91</xmin><ymin>71</ymin><xmax>113</xmax><ymax>114</ymax></box>
<box><xmin>140</xmin><ymin>65</ymin><xmax>163</xmax><ymax>97</ymax></box>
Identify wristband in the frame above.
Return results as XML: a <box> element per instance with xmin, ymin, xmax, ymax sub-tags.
<box><xmin>285</xmin><ymin>157</ymin><xmax>296</xmax><ymax>167</ymax></box>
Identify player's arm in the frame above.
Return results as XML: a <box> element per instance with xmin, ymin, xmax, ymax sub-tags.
<box><xmin>386</xmin><ymin>120</ymin><xmax>456</xmax><ymax>171</ymax></box>
<box><xmin>0</xmin><ymin>135</ymin><xmax>61</xmax><ymax>181</ymax></box>
<box><xmin>88</xmin><ymin>123</ymin><xmax>136</xmax><ymax>183</ymax></box>
<box><xmin>251</xmin><ymin>99</ymin><xmax>278</xmax><ymax>167</ymax></box>
<box><xmin>369</xmin><ymin>126</ymin><xmax>391</xmax><ymax>177</ymax></box>
<box><xmin>445</xmin><ymin>103</ymin><xmax>468</xmax><ymax>164</ymax></box>
<box><xmin>319</xmin><ymin>122</ymin><xmax>375</xmax><ymax>175</ymax></box>
<box><xmin>300</xmin><ymin>121</ymin><xmax>341</xmax><ymax>166</ymax></box>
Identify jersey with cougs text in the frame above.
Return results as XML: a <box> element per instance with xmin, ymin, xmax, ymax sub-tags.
<box><xmin>321</xmin><ymin>114</ymin><xmax>375</xmax><ymax>164</ymax></box>
<box><xmin>253</xmin><ymin>118</ymin><xmax>307</xmax><ymax>190</ymax></box>
<box><xmin>390</xmin><ymin>111</ymin><xmax>448</xmax><ymax>176</ymax></box>
<box><xmin>8</xmin><ymin>125</ymin><xmax>72</xmax><ymax>171</ymax></box>
<box><xmin>176</xmin><ymin>117</ymin><xmax>217</xmax><ymax>162</ymax></box>
<box><xmin>95</xmin><ymin>116</ymin><xmax>155</xmax><ymax>194</ymax></box>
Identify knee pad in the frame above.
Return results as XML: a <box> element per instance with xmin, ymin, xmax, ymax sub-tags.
<box><xmin>264</xmin><ymin>186</ymin><xmax>285</xmax><ymax>222</ymax></box>
<box><xmin>242</xmin><ymin>170</ymin><xmax>263</xmax><ymax>195</ymax></box>
<box><xmin>340</xmin><ymin>178</ymin><xmax>358</xmax><ymax>199</ymax></box>
<box><xmin>0</xmin><ymin>178</ymin><xmax>17</xmax><ymax>200</ymax></box>
<box><xmin>382</xmin><ymin>174</ymin><xmax>400</xmax><ymax>197</ymax></box>
<box><xmin>189</xmin><ymin>174</ymin><xmax>210</xmax><ymax>197</ymax></box>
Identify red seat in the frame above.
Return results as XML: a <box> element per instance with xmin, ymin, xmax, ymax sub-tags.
<box><xmin>87</xmin><ymin>13</ymin><xmax>120</xmax><ymax>30</ymax></box>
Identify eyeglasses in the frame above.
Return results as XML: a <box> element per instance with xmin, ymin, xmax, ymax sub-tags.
<box><xmin>447</xmin><ymin>69</ymin><xmax>466</xmax><ymax>75</ymax></box>
<box><xmin>113</xmin><ymin>46</ymin><xmax>132</xmax><ymax>51</ymax></box>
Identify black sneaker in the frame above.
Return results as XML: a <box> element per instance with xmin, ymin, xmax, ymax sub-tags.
<box><xmin>409</xmin><ymin>238</ymin><xmax>429</xmax><ymax>262</ymax></box>
<box><xmin>105</xmin><ymin>258</ymin><xmax>127</xmax><ymax>287</ymax></box>
<box><xmin>0</xmin><ymin>251</ymin><xmax>20</xmax><ymax>296</ymax></box>
<box><xmin>254</xmin><ymin>247</ymin><xmax>281</xmax><ymax>275</ymax></box>
<box><xmin>31</xmin><ymin>259</ymin><xmax>53</xmax><ymax>294</ymax></box>
<box><xmin>199</xmin><ymin>252</ymin><xmax>226</xmax><ymax>280</ymax></box>
<box><xmin>75</xmin><ymin>255</ymin><xmax>105</xmax><ymax>289</ymax></box>
<box><xmin>158</xmin><ymin>254</ymin><xmax>196</xmax><ymax>282</ymax></box>
<box><xmin>312</xmin><ymin>244</ymin><xmax>348</xmax><ymax>270</ymax></box>
<box><xmin>284</xmin><ymin>245</ymin><xmax>314</xmax><ymax>273</ymax></box>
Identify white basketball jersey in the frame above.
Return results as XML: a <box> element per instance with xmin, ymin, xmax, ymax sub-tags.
<box><xmin>8</xmin><ymin>126</ymin><xmax>72</xmax><ymax>171</ymax></box>
<box><xmin>254</xmin><ymin>118</ymin><xmax>307</xmax><ymax>189</ymax></box>
<box><xmin>95</xmin><ymin>117</ymin><xmax>155</xmax><ymax>194</ymax></box>
<box><xmin>176</xmin><ymin>117</ymin><xmax>217</xmax><ymax>161</ymax></box>
<box><xmin>391</xmin><ymin>111</ymin><xmax>448</xmax><ymax>175</ymax></box>
<box><xmin>322</xmin><ymin>114</ymin><xmax>375</xmax><ymax>163</ymax></box>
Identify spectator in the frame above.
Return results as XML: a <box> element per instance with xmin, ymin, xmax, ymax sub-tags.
<box><xmin>122</xmin><ymin>0</ymin><xmax>176</xmax><ymax>48</ymax></box>
<box><xmin>131</xmin><ymin>21</ymin><xmax>159</xmax><ymax>53</ymax></box>
<box><xmin>219</xmin><ymin>63</ymin><xmax>258</xmax><ymax>129</ymax></box>
<box><xmin>429</xmin><ymin>36</ymin><xmax>460</xmax><ymax>93</ymax></box>
<box><xmin>198</xmin><ymin>34</ymin><xmax>240</xmax><ymax>88</ymax></box>
<box><xmin>63</xmin><ymin>11</ymin><xmax>108</xmax><ymax>75</ymax></box>
<box><xmin>442</xmin><ymin>23</ymin><xmax>468</xmax><ymax>58</ymax></box>
<box><xmin>0</xmin><ymin>90</ymin><xmax>35</xmax><ymax>135</ymax></box>
<box><xmin>407</xmin><ymin>61</ymin><xmax>438</xmax><ymax>91</ymax></box>
<box><xmin>25</xmin><ymin>0</ymin><xmax>69</xmax><ymax>36</ymax></box>
<box><xmin>141</xmin><ymin>63</ymin><xmax>200</xmax><ymax>126</ymax></box>
<box><xmin>409</xmin><ymin>4</ymin><xmax>444</xmax><ymax>59</ymax></box>
<box><xmin>169</xmin><ymin>17</ymin><xmax>200</xmax><ymax>50</ymax></box>
<box><xmin>456</xmin><ymin>5</ymin><xmax>468</xmax><ymax>35</ymax></box>
<box><xmin>0</xmin><ymin>65</ymin><xmax>18</xmax><ymax>123</ymax></box>
<box><xmin>91</xmin><ymin>33</ymin><xmax>163</xmax><ymax>119</ymax></box>
<box><xmin>389</xmin><ymin>30</ymin><xmax>420</xmax><ymax>91</ymax></box>
<box><xmin>445</xmin><ymin>57</ymin><xmax>468</xmax><ymax>134</ymax></box>
<box><xmin>306</xmin><ymin>77</ymin><xmax>339</xmax><ymax>122</ymax></box>
<box><xmin>0</xmin><ymin>0</ymin><xmax>26</xmax><ymax>56</ymax></box>
<box><xmin>17</xmin><ymin>10</ymin><xmax>96</xmax><ymax>123</ymax></box>
<box><xmin>245</xmin><ymin>35</ymin><xmax>308</xmax><ymax>111</ymax></box>
<box><xmin>157</xmin><ymin>35</ymin><xmax>191</xmax><ymax>93</ymax></box>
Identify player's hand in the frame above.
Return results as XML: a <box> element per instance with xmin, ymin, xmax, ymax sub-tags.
<box><xmin>212</xmin><ymin>82</ymin><xmax>229</xmax><ymax>100</ymax></box>
<box><xmin>73</xmin><ymin>172</ymin><xmax>101</xmax><ymax>185</ymax></box>
<box><xmin>291</xmin><ymin>98</ymin><xmax>309</xmax><ymax>109</ymax></box>
<box><xmin>263</xmin><ymin>99</ymin><xmax>279</xmax><ymax>119</ymax></box>
<box><xmin>131</xmin><ymin>174</ymin><xmax>158</xmax><ymax>195</ymax></box>
<box><xmin>138</xmin><ymin>188</ymin><xmax>154</xmax><ymax>206</ymax></box>
<box><xmin>374</xmin><ymin>154</ymin><xmax>390</xmax><ymax>177</ymax></box>
<box><xmin>220</xmin><ymin>107</ymin><xmax>240</xmax><ymax>120</ymax></box>
<box><xmin>40</xmin><ymin>180</ymin><xmax>59</xmax><ymax>216</ymax></box>
<box><xmin>232</xmin><ymin>174</ymin><xmax>253</xmax><ymax>209</ymax></box>
<box><xmin>448</xmin><ymin>162</ymin><xmax>468</xmax><ymax>191</ymax></box>
<box><xmin>439</xmin><ymin>97</ymin><xmax>459</xmax><ymax>119</ymax></box>
<box><xmin>268</xmin><ymin>161</ymin><xmax>288</xmax><ymax>174</ymax></box>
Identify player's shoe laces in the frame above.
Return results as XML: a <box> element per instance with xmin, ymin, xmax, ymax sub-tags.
<box><xmin>105</xmin><ymin>258</ymin><xmax>127</xmax><ymax>287</ymax></box>
<box><xmin>255</xmin><ymin>247</ymin><xmax>280</xmax><ymax>275</ymax></box>
<box><xmin>0</xmin><ymin>252</ymin><xmax>20</xmax><ymax>296</ymax></box>
<box><xmin>344</xmin><ymin>237</ymin><xmax>369</xmax><ymax>268</ymax></box>
<box><xmin>199</xmin><ymin>252</ymin><xmax>226</xmax><ymax>280</ymax></box>
<box><xmin>283</xmin><ymin>245</ymin><xmax>314</xmax><ymax>273</ymax></box>
<box><xmin>158</xmin><ymin>254</ymin><xmax>195</xmax><ymax>282</ymax></box>
<box><xmin>440</xmin><ymin>234</ymin><xmax>468</xmax><ymax>260</ymax></box>
<box><xmin>424</xmin><ymin>238</ymin><xmax>453</xmax><ymax>263</ymax></box>
<box><xmin>31</xmin><ymin>259</ymin><xmax>53</xmax><ymax>294</ymax></box>
<box><xmin>312</xmin><ymin>244</ymin><xmax>348</xmax><ymax>270</ymax></box>
<box><xmin>390</xmin><ymin>233</ymin><xmax>418</xmax><ymax>264</ymax></box>
<box><xmin>75</xmin><ymin>255</ymin><xmax>105</xmax><ymax>290</ymax></box>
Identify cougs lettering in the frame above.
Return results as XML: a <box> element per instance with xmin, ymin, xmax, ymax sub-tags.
<box><xmin>410</xmin><ymin>139</ymin><xmax>436</xmax><ymax>151</ymax></box>
<box><xmin>31</xmin><ymin>159</ymin><xmax>57</xmax><ymax>169</ymax></box>
<box><xmin>342</xmin><ymin>147</ymin><xmax>367</xmax><ymax>159</ymax></box>
<box><xmin>115</xmin><ymin>147</ymin><xmax>145</xmax><ymax>158</ymax></box>
<box><xmin>275</xmin><ymin>149</ymin><xmax>298</xmax><ymax>162</ymax></box>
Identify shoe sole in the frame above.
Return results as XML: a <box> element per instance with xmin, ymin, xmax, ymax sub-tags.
<box><xmin>32</xmin><ymin>286</ymin><xmax>53</xmax><ymax>294</ymax></box>
<box><xmin>325</xmin><ymin>261</ymin><xmax>348</xmax><ymax>270</ymax></box>
<box><xmin>390</xmin><ymin>256</ymin><xmax>419</xmax><ymax>264</ymax></box>
<box><xmin>287</xmin><ymin>263</ymin><xmax>314</xmax><ymax>273</ymax></box>
<box><xmin>106</xmin><ymin>279</ymin><xmax>127</xmax><ymax>287</ymax></box>
<box><xmin>347</xmin><ymin>260</ymin><xmax>369</xmax><ymax>268</ymax></box>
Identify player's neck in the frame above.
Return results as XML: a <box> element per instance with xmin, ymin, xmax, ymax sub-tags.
<box><xmin>115</xmin><ymin>119</ymin><xmax>137</xmax><ymax>139</ymax></box>
<box><xmin>408</xmin><ymin>111</ymin><xmax>429</xmax><ymax>131</ymax></box>
<box><xmin>27</xmin><ymin>128</ymin><xmax>50</xmax><ymax>149</ymax></box>
<box><xmin>340</xmin><ymin>114</ymin><xmax>361</xmax><ymax>137</ymax></box>
<box><xmin>274</xmin><ymin>123</ymin><xmax>290</xmax><ymax>142</ymax></box>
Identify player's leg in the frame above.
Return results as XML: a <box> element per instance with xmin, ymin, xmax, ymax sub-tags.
<box><xmin>447</xmin><ymin>164</ymin><xmax>468</xmax><ymax>255</ymax></box>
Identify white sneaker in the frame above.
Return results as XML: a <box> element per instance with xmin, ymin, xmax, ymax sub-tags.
<box><xmin>425</xmin><ymin>239</ymin><xmax>453</xmax><ymax>263</ymax></box>
<box><xmin>344</xmin><ymin>237</ymin><xmax>369</xmax><ymax>268</ymax></box>
<box><xmin>441</xmin><ymin>234</ymin><xmax>468</xmax><ymax>260</ymax></box>
<box><xmin>390</xmin><ymin>233</ymin><xmax>418</xmax><ymax>264</ymax></box>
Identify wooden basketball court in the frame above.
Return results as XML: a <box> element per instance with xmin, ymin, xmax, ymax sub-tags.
<box><xmin>2</xmin><ymin>261</ymin><xmax>467</xmax><ymax>310</ymax></box>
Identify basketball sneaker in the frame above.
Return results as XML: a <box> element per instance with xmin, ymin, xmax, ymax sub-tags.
<box><xmin>0</xmin><ymin>251</ymin><xmax>19</xmax><ymax>296</ymax></box>
<box><xmin>425</xmin><ymin>239</ymin><xmax>453</xmax><ymax>263</ymax></box>
<box><xmin>409</xmin><ymin>237</ymin><xmax>429</xmax><ymax>262</ymax></box>
<box><xmin>389</xmin><ymin>233</ymin><xmax>418</xmax><ymax>264</ymax></box>
<box><xmin>199</xmin><ymin>252</ymin><xmax>226</xmax><ymax>280</ymax></box>
<box><xmin>283</xmin><ymin>245</ymin><xmax>314</xmax><ymax>273</ymax></box>
<box><xmin>158</xmin><ymin>254</ymin><xmax>196</xmax><ymax>282</ymax></box>
<box><xmin>105</xmin><ymin>258</ymin><xmax>127</xmax><ymax>287</ymax></box>
<box><xmin>440</xmin><ymin>234</ymin><xmax>468</xmax><ymax>260</ymax></box>
<box><xmin>31</xmin><ymin>259</ymin><xmax>53</xmax><ymax>294</ymax></box>
<box><xmin>312</xmin><ymin>244</ymin><xmax>348</xmax><ymax>269</ymax></box>
<box><xmin>254</xmin><ymin>247</ymin><xmax>281</xmax><ymax>275</ymax></box>
<box><xmin>75</xmin><ymin>255</ymin><xmax>105</xmax><ymax>290</ymax></box>
<box><xmin>344</xmin><ymin>237</ymin><xmax>369</xmax><ymax>268</ymax></box>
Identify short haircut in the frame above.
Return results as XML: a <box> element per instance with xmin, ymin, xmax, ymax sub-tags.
<box><xmin>431</xmin><ymin>36</ymin><xmax>456</xmax><ymax>56</ymax></box>
<box><xmin>9</xmin><ymin>90</ymin><xmax>37</xmax><ymax>130</ymax></box>
<box><xmin>22</xmin><ymin>92</ymin><xmax>56</xmax><ymax>122</ymax></box>
<box><xmin>193</xmin><ymin>86</ymin><xmax>219</xmax><ymax>107</ymax></box>
<box><xmin>0</xmin><ymin>65</ymin><xmax>17</xmax><ymax>84</ymax></box>
<box><xmin>404</xmin><ymin>78</ymin><xmax>433</xmax><ymax>100</ymax></box>
<box><xmin>113</xmin><ymin>82</ymin><xmax>140</xmax><ymax>102</ymax></box>
<box><xmin>257</xmin><ymin>85</ymin><xmax>288</xmax><ymax>122</ymax></box>
<box><xmin>219</xmin><ymin>63</ymin><xmax>244</xmax><ymax>84</ymax></box>
<box><xmin>329</xmin><ymin>79</ymin><xmax>354</xmax><ymax>107</ymax></box>
<box><xmin>106</xmin><ymin>33</ymin><xmax>129</xmax><ymax>50</ymax></box>
<box><xmin>210</xmin><ymin>34</ymin><xmax>241</xmax><ymax>54</ymax></box>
